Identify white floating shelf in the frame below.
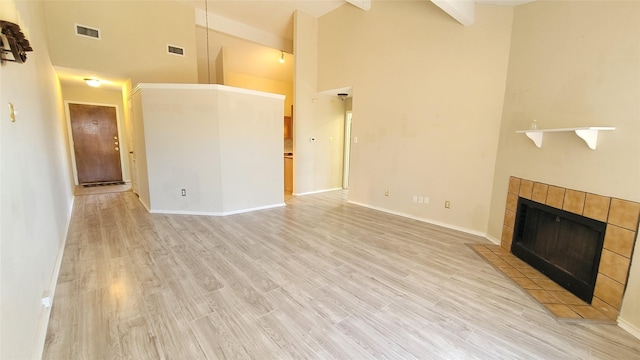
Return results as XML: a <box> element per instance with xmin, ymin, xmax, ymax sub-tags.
<box><xmin>515</xmin><ymin>127</ymin><xmax>615</xmax><ymax>150</ymax></box>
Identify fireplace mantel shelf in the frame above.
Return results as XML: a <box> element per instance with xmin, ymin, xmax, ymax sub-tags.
<box><xmin>515</xmin><ymin>127</ymin><xmax>615</xmax><ymax>150</ymax></box>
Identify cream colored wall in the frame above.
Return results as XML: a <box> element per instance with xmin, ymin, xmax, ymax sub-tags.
<box><xmin>131</xmin><ymin>90</ymin><xmax>151</xmax><ymax>209</ymax></box>
<box><xmin>60</xmin><ymin>84</ymin><xmax>131</xmax><ymax>182</ymax></box>
<box><xmin>487</xmin><ymin>0</ymin><xmax>640</xmax><ymax>334</ymax></box>
<box><xmin>133</xmin><ymin>84</ymin><xmax>284</xmax><ymax>214</ymax></box>
<box><xmin>317</xmin><ymin>2</ymin><xmax>513</xmax><ymax>232</ymax></box>
<box><xmin>225</xmin><ymin>72</ymin><xmax>293</xmax><ymax>116</ymax></box>
<box><xmin>196</xmin><ymin>29</ymin><xmax>295</xmax><ymax>116</ymax></box>
<box><xmin>121</xmin><ymin>80</ymin><xmax>136</xmax><ymax>194</ymax></box>
<box><xmin>44</xmin><ymin>1</ymin><xmax>198</xmax><ymax>84</ymax></box>
<box><xmin>294</xmin><ymin>11</ymin><xmax>346</xmax><ymax>195</ymax></box>
<box><xmin>217</xmin><ymin>89</ymin><xmax>285</xmax><ymax>212</ymax></box>
<box><xmin>0</xmin><ymin>1</ymin><xmax>74</xmax><ymax>358</ymax></box>
<box><xmin>136</xmin><ymin>86</ymin><xmax>223</xmax><ymax>213</ymax></box>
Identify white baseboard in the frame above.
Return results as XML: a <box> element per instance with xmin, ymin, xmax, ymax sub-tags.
<box><xmin>484</xmin><ymin>234</ymin><xmax>501</xmax><ymax>245</ymax></box>
<box><xmin>618</xmin><ymin>318</ymin><xmax>640</xmax><ymax>340</ymax></box>
<box><xmin>150</xmin><ymin>203</ymin><xmax>286</xmax><ymax>216</ymax></box>
<box><xmin>138</xmin><ymin>197</ymin><xmax>151</xmax><ymax>212</ymax></box>
<box><xmin>32</xmin><ymin>195</ymin><xmax>75</xmax><ymax>359</ymax></box>
<box><xmin>347</xmin><ymin>200</ymin><xmax>487</xmax><ymax>238</ymax></box>
<box><xmin>294</xmin><ymin>187</ymin><xmax>343</xmax><ymax>196</ymax></box>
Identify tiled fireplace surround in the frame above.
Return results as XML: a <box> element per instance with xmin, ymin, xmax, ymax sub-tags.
<box><xmin>501</xmin><ymin>177</ymin><xmax>640</xmax><ymax>320</ymax></box>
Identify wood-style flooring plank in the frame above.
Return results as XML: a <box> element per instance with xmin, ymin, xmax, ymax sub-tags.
<box><xmin>43</xmin><ymin>190</ymin><xmax>640</xmax><ymax>360</ymax></box>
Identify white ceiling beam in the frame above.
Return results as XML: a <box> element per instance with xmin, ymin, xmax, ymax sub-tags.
<box><xmin>345</xmin><ymin>0</ymin><xmax>371</xmax><ymax>11</ymax></box>
<box><xmin>195</xmin><ymin>8</ymin><xmax>293</xmax><ymax>53</ymax></box>
<box><xmin>431</xmin><ymin>0</ymin><xmax>475</xmax><ymax>26</ymax></box>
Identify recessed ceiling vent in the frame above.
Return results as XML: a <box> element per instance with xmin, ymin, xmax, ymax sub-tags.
<box><xmin>167</xmin><ymin>45</ymin><xmax>185</xmax><ymax>56</ymax></box>
<box><xmin>75</xmin><ymin>24</ymin><xmax>101</xmax><ymax>40</ymax></box>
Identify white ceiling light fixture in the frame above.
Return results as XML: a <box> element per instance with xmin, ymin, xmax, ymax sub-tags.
<box><xmin>84</xmin><ymin>78</ymin><xmax>100</xmax><ymax>87</ymax></box>
<box><xmin>279</xmin><ymin>50</ymin><xmax>285</xmax><ymax>64</ymax></box>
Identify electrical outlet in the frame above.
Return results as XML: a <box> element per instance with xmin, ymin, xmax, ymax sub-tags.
<box><xmin>445</xmin><ymin>200</ymin><xmax>451</xmax><ymax>209</ymax></box>
<box><xmin>412</xmin><ymin>195</ymin><xmax>418</xmax><ymax>203</ymax></box>
<box><xmin>384</xmin><ymin>189</ymin><xmax>389</xmax><ymax>197</ymax></box>
<box><xmin>418</xmin><ymin>196</ymin><xmax>424</xmax><ymax>204</ymax></box>
<box><xmin>181</xmin><ymin>189</ymin><xmax>186</xmax><ymax>196</ymax></box>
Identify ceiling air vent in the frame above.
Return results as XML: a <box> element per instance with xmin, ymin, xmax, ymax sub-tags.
<box><xmin>75</xmin><ymin>24</ymin><xmax>101</xmax><ymax>39</ymax></box>
<box><xmin>167</xmin><ymin>45</ymin><xmax>185</xmax><ymax>57</ymax></box>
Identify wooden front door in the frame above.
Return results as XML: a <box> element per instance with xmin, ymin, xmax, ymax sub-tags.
<box><xmin>69</xmin><ymin>103</ymin><xmax>123</xmax><ymax>184</ymax></box>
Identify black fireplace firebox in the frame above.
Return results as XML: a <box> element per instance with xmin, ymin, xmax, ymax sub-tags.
<box><xmin>511</xmin><ymin>198</ymin><xmax>607</xmax><ymax>303</ymax></box>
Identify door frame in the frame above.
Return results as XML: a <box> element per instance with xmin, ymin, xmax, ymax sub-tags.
<box><xmin>64</xmin><ymin>101</ymin><xmax>126</xmax><ymax>186</ymax></box>
<box><xmin>342</xmin><ymin>110</ymin><xmax>352</xmax><ymax>189</ymax></box>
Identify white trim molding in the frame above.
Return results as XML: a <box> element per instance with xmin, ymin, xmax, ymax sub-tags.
<box><xmin>149</xmin><ymin>203</ymin><xmax>286</xmax><ymax>216</ymax></box>
<box><xmin>618</xmin><ymin>318</ymin><xmax>640</xmax><ymax>340</ymax></box>
<box><xmin>347</xmin><ymin>200</ymin><xmax>487</xmax><ymax>238</ymax></box>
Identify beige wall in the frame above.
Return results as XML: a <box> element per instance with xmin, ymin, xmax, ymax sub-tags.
<box><xmin>44</xmin><ymin>1</ymin><xmax>198</xmax><ymax>84</ymax></box>
<box><xmin>0</xmin><ymin>1</ymin><xmax>74</xmax><ymax>358</ymax></box>
<box><xmin>487</xmin><ymin>0</ymin><xmax>640</xmax><ymax>334</ymax></box>
<box><xmin>196</xmin><ymin>29</ymin><xmax>294</xmax><ymax>116</ymax></box>
<box><xmin>133</xmin><ymin>84</ymin><xmax>284</xmax><ymax>214</ymax></box>
<box><xmin>225</xmin><ymin>72</ymin><xmax>293</xmax><ymax>116</ymax></box>
<box><xmin>131</xmin><ymin>89</ymin><xmax>151</xmax><ymax>209</ymax></box>
<box><xmin>294</xmin><ymin>11</ymin><xmax>346</xmax><ymax>195</ymax></box>
<box><xmin>317</xmin><ymin>2</ymin><xmax>514</xmax><ymax>233</ymax></box>
<box><xmin>60</xmin><ymin>84</ymin><xmax>131</xmax><ymax>182</ymax></box>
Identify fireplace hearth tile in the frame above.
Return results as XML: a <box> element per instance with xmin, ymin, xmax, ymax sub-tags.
<box><xmin>546</xmin><ymin>185</ymin><xmax>566</xmax><ymax>209</ymax></box>
<box><xmin>583</xmin><ymin>193</ymin><xmax>611</xmax><ymax>222</ymax></box>
<box><xmin>519</xmin><ymin>179</ymin><xmax>534</xmax><ymax>199</ymax></box>
<box><xmin>492</xmin><ymin>259</ymin><xmax>511</xmax><ymax>268</ymax></box>
<box><xmin>599</xmin><ymin>249</ymin><xmax>631</xmax><ymax>284</ymax></box>
<box><xmin>504</xmin><ymin>257</ymin><xmax>530</xmax><ymax>269</ymax></box>
<box><xmin>517</xmin><ymin>267</ymin><xmax>545</xmax><ymax>279</ymax></box>
<box><xmin>594</xmin><ymin>273</ymin><xmax>624</xmax><ymax>309</ymax></box>
<box><xmin>532</xmin><ymin>278</ymin><xmax>566</xmax><ymax>292</ymax></box>
<box><xmin>498</xmin><ymin>177</ymin><xmax>638</xmax><ymax>324</ymax></box>
<box><xmin>591</xmin><ymin>297</ymin><xmax>619</xmax><ymax>320</ymax></box>
<box><xmin>498</xmin><ymin>266</ymin><xmax>525</xmax><ymax>278</ymax></box>
<box><xmin>487</xmin><ymin>257</ymin><xmax>510</xmax><ymax>268</ymax></box>
<box><xmin>508</xmin><ymin>176</ymin><xmax>521</xmax><ymax>195</ymax></box>
<box><xmin>501</xmin><ymin>225</ymin><xmax>514</xmax><ymax>246</ymax></box>
<box><xmin>512</xmin><ymin>277</ymin><xmax>542</xmax><ymax>290</ymax></box>
<box><xmin>470</xmin><ymin>244</ymin><xmax>616</xmax><ymax>323</ymax></box>
<box><xmin>563</xmin><ymin>189</ymin><xmax>586</xmax><ymax>215</ymax></box>
<box><xmin>531</xmin><ymin>182</ymin><xmax>549</xmax><ymax>204</ymax></box>
<box><xmin>569</xmin><ymin>305</ymin><xmax>611</xmax><ymax>321</ymax></box>
<box><xmin>544</xmin><ymin>304</ymin><xmax>582</xmax><ymax>319</ymax></box>
<box><xmin>492</xmin><ymin>248</ymin><xmax>511</xmax><ymax>257</ymax></box>
<box><xmin>506</xmin><ymin>193</ymin><xmax>518</xmax><ymax>212</ymax></box>
<box><xmin>603</xmin><ymin>224</ymin><xmax>636</xmax><ymax>258</ymax></box>
<box><xmin>608</xmin><ymin>198</ymin><xmax>640</xmax><ymax>231</ymax></box>
<box><xmin>527</xmin><ymin>289</ymin><xmax>562</xmax><ymax>304</ymax></box>
<box><xmin>549</xmin><ymin>291</ymin><xmax>586</xmax><ymax>306</ymax></box>
<box><xmin>503</xmin><ymin>209</ymin><xmax>516</xmax><ymax>229</ymax></box>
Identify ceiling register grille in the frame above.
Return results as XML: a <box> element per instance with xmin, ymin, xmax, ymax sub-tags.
<box><xmin>75</xmin><ymin>24</ymin><xmax>101</xmax><ymax>39</ymax></box>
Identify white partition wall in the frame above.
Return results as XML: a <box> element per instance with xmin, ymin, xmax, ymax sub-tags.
<box><xmin>131</xmin><ymin>84</ymin><xmax>285</xmax><ymax>215</ymax></box>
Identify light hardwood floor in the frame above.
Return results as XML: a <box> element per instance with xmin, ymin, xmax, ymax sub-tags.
<box><xmin>44</xmin><ymin>190</ymin><xmax>640</xmax><ymax>359</ymax></box>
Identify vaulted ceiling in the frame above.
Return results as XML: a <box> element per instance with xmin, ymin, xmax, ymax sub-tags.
<box><xmin>188</xmin><ymin>0</ymin><xmax>535</xmax><ymax>52</ymax></box>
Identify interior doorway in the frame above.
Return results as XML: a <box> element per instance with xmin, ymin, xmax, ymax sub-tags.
<box><xmin>67</xmin><ymin>102</ymin><xmax>123</xmax><ymax>185</ymax></box>
<box><xmin>343</xmin><ymin>110</ymin><xmax>352</xmax><ymax>189</ymax></box>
